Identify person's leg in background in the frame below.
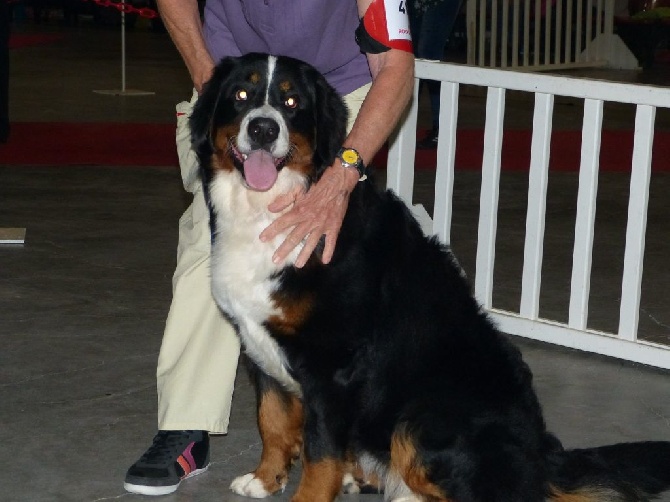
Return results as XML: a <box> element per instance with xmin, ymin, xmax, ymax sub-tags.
<box><xmin>0</xmin><ymin>0</ymin><xmax>10</xmax><ymax>143</ymax></box>
<box><xmin>124</xmin><ymin>83</ymin><xmax>371</xmax><ymax>496</ymax></box>
<box><xmin>414</xmin><ymin>0</ymin><xmax>464</xmax><ymax>149</ymax></box>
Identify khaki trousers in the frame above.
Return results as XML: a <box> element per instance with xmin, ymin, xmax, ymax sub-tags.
<box><xmin>157</xmin><ymin>83</ymin><xmax>372</xmax><ymax>433</ymax></box>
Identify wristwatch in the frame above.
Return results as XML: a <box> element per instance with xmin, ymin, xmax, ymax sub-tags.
<box><xmin>337</xmin><ymin>147</ymin><xmax>367</xmax><ymax>181</ymax></box>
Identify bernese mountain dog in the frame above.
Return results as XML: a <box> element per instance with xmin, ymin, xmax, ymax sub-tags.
<box><xmin>190</xmin><ymin>53</ymin><xmax>670</xmax><ymax>502</ymax></box>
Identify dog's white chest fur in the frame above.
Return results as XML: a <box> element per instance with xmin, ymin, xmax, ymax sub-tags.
<box><xmin>209</xmin><ymin>169</ymin><xmax>304</xmax><ymax>395</ymax></box>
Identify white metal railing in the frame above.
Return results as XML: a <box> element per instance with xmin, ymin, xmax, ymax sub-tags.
<box><xmin>467</xmin><ymin>0</ymin><xmax>636</xmax><ymax>70</ymax></box>
<box><xmin>387</xmin><ymin>59</ymin><xmax>670</xmax><ymax>369</ymax></box>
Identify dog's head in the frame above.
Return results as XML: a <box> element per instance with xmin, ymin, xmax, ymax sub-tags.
<box><xmin>191</xmin><ymin>53</ymin><xmax>349</xmax><ymax>193</ymax></box>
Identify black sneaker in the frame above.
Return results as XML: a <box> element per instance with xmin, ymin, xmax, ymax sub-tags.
<box><xmin>417</xmin><ymin>128</ymin><xmax>438</xmax><ymax>149</ymax></box>
<box><xmin>124</xmin><ymin>430</ymin><xmax>210</xmax><ymax>496</ymax></box>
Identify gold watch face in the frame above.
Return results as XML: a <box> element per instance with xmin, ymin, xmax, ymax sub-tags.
<box><xmin>340</xmin><ymin>148</ymin><xmax>360</xmax><ymax>165</ymax></box>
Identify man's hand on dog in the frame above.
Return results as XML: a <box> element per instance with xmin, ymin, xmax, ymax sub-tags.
<box><xmin>260</xmin><ymin>161</ymin><xmax>360</xmax><ymax>268</ymax></box>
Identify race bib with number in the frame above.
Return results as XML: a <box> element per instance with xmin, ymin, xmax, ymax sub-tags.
<box><xmin>359</xmin><ymin>0</ymin><xmax>413</xmax><ymax>53</ymax></box>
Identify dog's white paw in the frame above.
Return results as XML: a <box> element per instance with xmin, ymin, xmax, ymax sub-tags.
<box><xmin>342</xmin><ymin>473</ymin><xmax>361</xmax><ymax>494</ymax></box>
<box><xmin>390</xmin><ymin>497</ymin><xmax>422</xmax><ymax>502</ymax></box>
<box><xmin>230</xmin><ymin>473</ymin><xmax>271</xmax><ymax>498</ymax></box>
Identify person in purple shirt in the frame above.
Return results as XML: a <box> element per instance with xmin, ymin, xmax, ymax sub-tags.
<box><xmin>124</xmin><ymin>0</ymin><xmax>414</xmax><ymax>496</ymax></box>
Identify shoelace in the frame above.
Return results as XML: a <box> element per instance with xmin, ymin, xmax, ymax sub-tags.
<box><xmin>139</xmin><ymin>431</ymin><xmax>196</xmax><ymax>466</ymax></box>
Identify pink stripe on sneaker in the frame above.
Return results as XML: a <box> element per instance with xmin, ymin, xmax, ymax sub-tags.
<box><xmin>178</xmin><ymin>441</ymin><xmax>197</xmax><ymax>478</ymax></box>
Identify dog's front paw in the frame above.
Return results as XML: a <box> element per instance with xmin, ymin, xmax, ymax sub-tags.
<box><xmin>230</xmin><ymin>473</ymin><xmax>272</xmax><ymax>498</ymax></box>
<box><xmin>341</xmin><ymin>471</ymin><xmax>384</xmax><ymax>495</ymax></box>
<box><xmin>342</xmin><ymin>473</ymin><xmax>360</xmax><ymax>494</ymax></box>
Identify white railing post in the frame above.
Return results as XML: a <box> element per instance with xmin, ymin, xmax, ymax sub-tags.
<box><xmin>386</xmin><ymin>78</ymin><xmax>420</xmax><ymax>205</ymax></box>
<box><xmin>432</xmin><ymin>82</ymin><xmax>460</xmax><ymax>244</ymax></box>
<box><xmin>475</xmin><ymin>86</ymin><xmax>506</xmax><ymax>309</ymax></box>
<box><xmin>618</xmin><ymin>104</ymin><xmax>656</xmax><ymax>341</ymax></box>
<box><xmin>520</xmin><ymin>92</ymin><xmax>554</xmax><ymax>320</ymax></box>
<box><xmin>568</xmin><ymin>98</ymin><xmax>603</xmax><ymax>331</ymax></box>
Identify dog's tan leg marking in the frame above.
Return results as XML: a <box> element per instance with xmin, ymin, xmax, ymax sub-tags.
<box><xmin>550</xmin><ymin>486</ymin><xmax>608</xmax><ymax>502</ymax></box>
<box><xmin>230</xmin><ymin>391</ymin><xmax>303</xmax><ymax>498</ymax></box>
<box><xmin>256</xmin><ymin>391</ymin><xmax>303</xmax><ymax>491</ymax></box>
<box><xmin>291</xmin><ymin>457</ymin><xmax>345</xmax><ymax>502</ymax></box>
<box><xmin>390</xmin><ymin>426</ymin><xmax>453</xmax><ymax>502</ymax></box>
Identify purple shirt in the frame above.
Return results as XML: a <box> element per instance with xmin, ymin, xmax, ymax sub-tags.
<box><xmin>203</xmin><ymin>0</ymin><xmax>372</xmax><ymax>96</ymax></box>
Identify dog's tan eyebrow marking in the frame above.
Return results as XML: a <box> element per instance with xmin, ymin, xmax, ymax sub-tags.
<box><xmin>249</xmin><ymin>72</ymin><xmax>261</xmax><ymax>84</ymax></box>
<box><xmin>279</xmin><ymin>81</ymin><xmax>292</xmax><ymax>92</ymax></box>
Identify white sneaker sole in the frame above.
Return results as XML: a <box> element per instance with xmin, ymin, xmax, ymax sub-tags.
<box><xmin>124</xmin><ymin>464</ymin><xmax>210</xmax><ymax>496</ymax></box>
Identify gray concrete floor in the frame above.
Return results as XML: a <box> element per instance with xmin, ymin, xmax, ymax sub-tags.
<box><xmin>1</xmin><ymin>12</ymin><xmax>669</xmax><ymax>502</ymax></box>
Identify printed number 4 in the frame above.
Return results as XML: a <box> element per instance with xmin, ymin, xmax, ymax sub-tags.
<box><xmin>399</xmin><ymin>1</ymin><xmax>406</xmax><ymax>13</ymax></box>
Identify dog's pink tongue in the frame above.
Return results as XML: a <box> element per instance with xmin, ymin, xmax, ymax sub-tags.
<box><xmin>243</xmin><ymin>150</ymin><xmax>278</xmax><ymax>191</ymax></box>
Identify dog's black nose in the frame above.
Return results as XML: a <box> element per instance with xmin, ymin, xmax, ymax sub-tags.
<box><xmin>248</xmin><ymin>117</ymin><xmax>279</xmax><ymax>147</ymax></box>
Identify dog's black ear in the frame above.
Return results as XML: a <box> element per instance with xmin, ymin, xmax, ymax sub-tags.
<box><xmin>311</xmin><ymin>70</ymin><xmax>349</xmax><ymax>172</ymax></box>
<box><xmin>190</xmin><ymin>57</ymin><xmax>237</xmax><ymax>166</ymax></box>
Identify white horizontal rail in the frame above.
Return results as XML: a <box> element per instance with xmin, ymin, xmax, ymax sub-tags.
<box><xmin>491</xmin><ymin>311</ymin><xmax>670</xmax><ymax>370</ymax></box>
<box><xmin>415</xmin><ymin>61</ymin><xmax>670</xmax><ymax>108</ymax></box>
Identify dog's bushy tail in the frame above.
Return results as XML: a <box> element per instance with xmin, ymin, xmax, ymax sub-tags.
<box><xmin>548</xmin><ymin>441</ymin><xmax>670</xmax><ymax>501</ymax></box>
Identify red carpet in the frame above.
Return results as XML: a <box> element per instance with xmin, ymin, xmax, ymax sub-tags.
<box><xmin>8</xmin><ymin>33</ymin><xmax>66</xmax><ymax>49</ymax></box>
<box><xmin>1</xmin><ymin>122</ymin><xmax>669</xmax><ymax>172</ymax></box>
<box><xmin>1</xmin><ymin>123</ymin><xmax>179</xmax><ymax>167</ymax></box>
<box><xmin>379</xmin><ymin>129</ymin><xmax>670</xmax><ymax>173</ymax></box>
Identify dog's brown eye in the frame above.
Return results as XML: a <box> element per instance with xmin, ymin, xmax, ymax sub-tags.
<box><xmin>236</xmin><ymin>89</ymin><xmax>248</xmax><ymax>101</ymax></box>
<box><xmin>285</xmin><ymin>96</ymin><xmax>298</xmax><ymax>109</ymax></box>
